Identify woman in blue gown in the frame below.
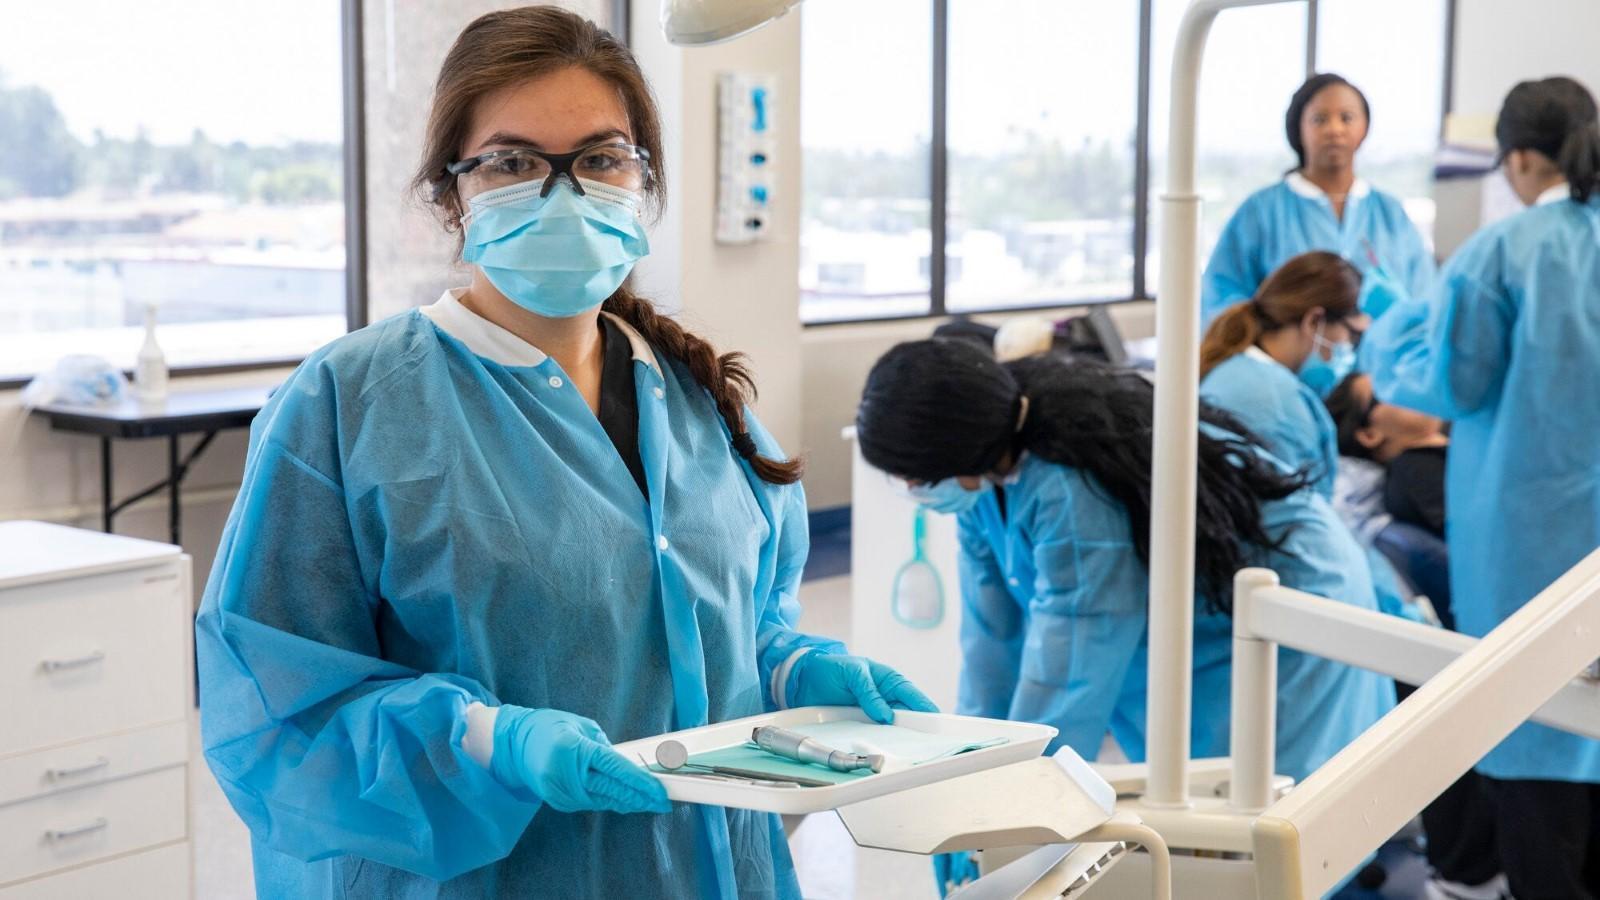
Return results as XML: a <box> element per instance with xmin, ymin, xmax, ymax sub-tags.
<box><xmin>194</xmin><ymin>8</ymin><xmax>932</xmax><ymax>899</ymax></box>
<box><xmin>1363</xmin><ymin>75</ymin><xmax>1600</xmax><ymax>900</ymax></box>
<box><xmin>1202</xmin><ymin>73</ymin><xmax>1434</xmax><ymax>327</ymax></box>
<box><xmin>854</xmin><ymin>341</ymin><xmax>1392</xmax><ymax>780</ymax></box>
<box><xmin>1199</xmin><ymin>250</ymin><xmax>1363</xmax><ymax>498</ymax></box>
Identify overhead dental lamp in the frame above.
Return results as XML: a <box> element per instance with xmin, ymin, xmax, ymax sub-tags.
<box><xmin>659</xmin><ymin>0</ymin><xmax>801</xmax><ymax>46</ymax></box>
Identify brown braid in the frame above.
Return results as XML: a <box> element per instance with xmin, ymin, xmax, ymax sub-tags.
<box><xmin>603</xmin><ymin>290</ymin><xmax>804</xmax><ymax>485</ymax></box>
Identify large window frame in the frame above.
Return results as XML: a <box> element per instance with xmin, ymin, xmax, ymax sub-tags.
<box><xmin>802</xmin><ymin>0</ymin><xmax>1457</xmax><ymax>327</ymax></box>
<box><xmin>0</xmin><ymin>1</ymin><xmax>368</xmax><ymax>389</ymax></box>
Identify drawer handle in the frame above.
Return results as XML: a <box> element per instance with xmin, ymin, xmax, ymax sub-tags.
<box><xmin>45</xmin><ymin>817</ymin><xmax>108</xmax><ymax>841</ymax></box>
<box><xmin>40</xmin><ymin>650</ymin><xmax>106</xmax><ymax>673</ymax></box>
<box><xmin>46</xmin><ymin>757</ymin><xmax>110</xmax><ymax>781</ymax></box>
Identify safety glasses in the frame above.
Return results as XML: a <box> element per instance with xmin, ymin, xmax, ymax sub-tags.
<box><xmin>445</xmin><ymin>141</ymin><xmax>652</xmax><ymax>200</ymax></box>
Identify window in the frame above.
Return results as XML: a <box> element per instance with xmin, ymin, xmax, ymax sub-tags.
<box><xmin>1317</xmin><ymin>0</ymin><xmax>1449</xmax><ymax>253</ymax></box>
<box><xmin>1148</xmin><ymin>0</ymin><xmax>1308</xmax><ymax>289</ymax></box>
<box><xmin>800</xmin><ymin>0</ymin><xmax>1453</xmax><ymax>325</ymax></box>
<box><xmin>799</xmin><ymin>0</ymin><xmax>932</xmax><ymax>324</ymax></box>
<box><xmin>945</xmin><ymin>0</ymin><xmax>1139</xmax><ymax>313</ymax></box>
<box><xmin>0</xmin><ymin>0</ymin><xmax>349</xmax><ymax>382</ymax></box>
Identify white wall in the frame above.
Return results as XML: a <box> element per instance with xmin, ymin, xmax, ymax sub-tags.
<box><xmin>629</xmin><ymin>2</ymin><xmax>806</xmax><ymax>452</ymax></box>
<box><xmin>1451</xmin><ymin>0</ymin><xmax>1600</xmax><ymax>117</ymax></box>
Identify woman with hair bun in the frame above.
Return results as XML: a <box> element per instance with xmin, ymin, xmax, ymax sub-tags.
<box><xmin>1364</xmin><ymin>75</ymin><xmax>1600</xmax><ymax>899</ymax></box>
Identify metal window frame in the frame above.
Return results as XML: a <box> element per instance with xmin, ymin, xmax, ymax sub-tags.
<box><xmin>1132</xmin><ymin>0</ymin><xmax>1155</xmax><ymax>302</ymax></box>
<box><xmin>809</xmin><ymin>0</ymin><xmax>1152</xmax><ymax>328</ymax></box>
<box><xmin>803</xmin><ymin>0</ymin><xmax>1160</xmax><ymax>328</ymax></box>
<box><xmin>342</xmin><ymin>0</ymin><xmax>369</xmax><ymax>333</ymax></box>
<box><xmin>799</xmin><ymin>0</ymin><xmax>1455</xmax><ymax>329</ymax></box>
<box><xmin>1441</xmin><ymin>0</ymin><xmax>1459</xmax><ymax>130</ymax></box>
<box><xmin>929</xmin><ymin>0</ymin><xmax>949</xmax><ymax>317</ymax></box>
<box><xmin>611</xmin><ymin>0</ymin><xmax>632</xmax><ymax>45</ymax></box>
<box><xmin>0</xmin><ymin>4</ymin><xmax>367</xmax><ymax>390</ymax></box>
<box><xmin>1305</xmin><ymin>0</ymin><xmax>1319</xmax><ymax>75</ymax></box>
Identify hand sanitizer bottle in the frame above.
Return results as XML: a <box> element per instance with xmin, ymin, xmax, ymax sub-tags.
<box><xmin>134</xmin><ymin>302</ymin><xmax>168</xmax><ymax>403</ymax></box>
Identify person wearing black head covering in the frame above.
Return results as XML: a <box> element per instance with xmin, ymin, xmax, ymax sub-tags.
<box><xmin>1200</xmin><ymin>73</ymin><xmax>1435</xmax><ymax>329</ymax></box>
<box><xmin>856</xmin><ymin>338</ymin><xmax>1398</xmax><ymax>890</ymax></box>
<box><xmin>1364</xmin><ymin>75</ymin><xmax>1600</xmax><ymax>900</ymax></box>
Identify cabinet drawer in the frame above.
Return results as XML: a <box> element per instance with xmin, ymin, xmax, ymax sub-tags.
<box><xmin>0</xmin><ymin>722</ymin><xmax>187</xmax><ymax>808</ymax></box>
<box><xmin>0</xmin><ymin>765</ymin><xmax>187</xmax><ymax>886</ymax></box>
<box><xmin>0</xmin><ymin>563</ymin><xmax>189</xmax><ymax>756</ymax></box>
<box><xmin>0</xmin><ymin>840</ymin><xmax>190</xmax><ymax>899</ymax></box>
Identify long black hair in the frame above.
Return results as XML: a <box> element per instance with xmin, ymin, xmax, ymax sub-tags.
<box><xmin>856</xmin><ymin>339</ymin><xmax>1309</xmax><ymax>613</ymax></box>
<box><xmin>1496</xmin><ymin>76</ymin><xmax>1600</xmax><ymax>203</ymax></box>
<box><xmin>1285</xmin><ymin>73</ymin><xmax>1370</xmax><ymax>171</ymax></box>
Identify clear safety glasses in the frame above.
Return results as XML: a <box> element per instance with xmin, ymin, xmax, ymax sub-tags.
<box><xmin>446</xmin><ymin>141</ymin><xmax>652</xmax><ymax>201</ymax></box>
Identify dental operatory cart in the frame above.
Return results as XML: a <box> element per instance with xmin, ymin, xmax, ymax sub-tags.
<box><xmin>0</xmin><ymin>521</ymin><xmax>194</xmax><ymax>898</ymax></box>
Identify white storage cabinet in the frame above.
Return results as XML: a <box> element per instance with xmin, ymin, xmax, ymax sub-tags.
<box><xmin>0</xmin><ymin>521</ymin><xmax>192</xmax><ymax>898</ymax></box>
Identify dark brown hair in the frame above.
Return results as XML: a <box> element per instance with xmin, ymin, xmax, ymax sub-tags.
<box><xmin>1285</xmin><ymin>73</ymin><xmax>1370</xmax><ymax>171</ymax></box>
<box><xmin>1496</xmin><ymin>76</ymin><xmax>1600</xmax><ymax>203</ymax></box>
<box><xmin>411</xmin><ymin>6</ymin><xmax>801</xmax><ymax>484</ymax></box>
<box><xmin>1199</xmin><ymin>250</ymin><xmax>1361</xmax><ymax>379</ymax></box>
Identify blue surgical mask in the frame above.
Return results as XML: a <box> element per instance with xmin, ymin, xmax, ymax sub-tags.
<box><xmin>460</xmin><ymin>177</ymin><xmax>650</xmax><ymax>318</ymax></box>
<box><xmin>1299</xmin><ymin>326</ymin><xmax>1356</xmax><ymax>398</ymax></box>
<box><xmin>908</xmin><ymin>478</ymin><xmax>987</xmax><ymax>515</ymax></box>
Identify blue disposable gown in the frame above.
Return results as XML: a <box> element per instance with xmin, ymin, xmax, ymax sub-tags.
<box><xmin>1201</xmin><ymin>348</ymin><xmax>1339</xmax><ymax>499</ymax></box>
<box><xmin>1202</xmin><ymin>175</ymin><xmax>1435</xmax><ymax>326</ymax></box>
<box><xmin>1200</xmin><ymin>351</ymin><xmax>1422</xmax><ymax>623</ymax></box>
<box><xmin>1363</xmin><ymin>193</ymin><xmax>1600</xmax><ymax>782</ymax></box>
<box><xmin>954</xmin><ymin>454</ymin><xmax>1393</xmax><ymax>782</ymax></box>
<box><xmin>195</xmin><ymin>303</ymin><xmax>841</xmax><ymax>898</ymax></box>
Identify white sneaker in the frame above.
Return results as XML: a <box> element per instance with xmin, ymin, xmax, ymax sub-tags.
<box><xmin>1423</xmin><ymin>873</ymin><xmax>1512</xmax><ymax>900</ymax></box>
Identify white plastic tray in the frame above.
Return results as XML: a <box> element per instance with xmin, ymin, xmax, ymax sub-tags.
<box><xmin>612</xmin><ymin>706</ymin><xmax>1057</xmax><ymax>814</ymax></box>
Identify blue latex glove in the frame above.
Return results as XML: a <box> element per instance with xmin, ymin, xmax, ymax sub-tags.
<box><xmin>791</xmin><ymin>653</ymin><xmax>939</xmax><ymax>723</ymax></box>
<box><xmin>1358</xmin><ymin>267</ymin><xmax>1405</xmax><ymax>320</ymax></box>
<box><xmin>490</xmin><ymin>705</ymin><xmax>671</xmax><ymax>814</ymax></box>
<box><xmin>933</xmin><ymin>851</ymin><xmax>981</xmax><ymax>896</ymax></box>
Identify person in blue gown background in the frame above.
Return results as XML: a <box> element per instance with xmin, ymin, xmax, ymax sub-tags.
<box><xmin>854</xmin><ymin>340</ymin><xmax>1392</xmax><ymax>781</ymax></box>
<box><xmin>1202</xmin><ymin>73</ymin><xmax>1434</xmax><ymax>328</ymax></box>
<box><xmin>194</xmin><ymin>8</ymin><xmax>933</xmax><ymax>899</ymax></box>
<box><xmin>1363</xmin><ymin>75</ymin><xmax>1600</xmax><ymax>900</ymax></box>
<box><xmin>1199</xmin><ymin>250</ymin><xmax>1363</xmax><ymax>498</ymax></box>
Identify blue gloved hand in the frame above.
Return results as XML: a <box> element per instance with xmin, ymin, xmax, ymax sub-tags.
<box><xmin>1358</xmin><ymin>267</ymin><xmax>1405</xmax><ymax>320</ymax></box>
<box><xmin>791</xmin><ymin>653</ymin><xmax>939</xmax><ymax>723</ymax></box>
<box><xmin>933</xmin><ymin>850</ymin><xmax>981</xmax><ymax>896</ymax></box>
<box><xmin>489</xmin><ymin>705</ymin><xmax>671</xmax><ymax>814</ymax></box>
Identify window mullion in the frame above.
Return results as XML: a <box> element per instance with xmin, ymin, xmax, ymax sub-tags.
<box><xmin>1134</xmin><ymin>0</ymin><xmax>1153</xmax><ymax>301</ymax></box>
<box><xmin>930</xmin><ymin>0</ymin><xmax>949</xmax><ymax>317</ymax></box>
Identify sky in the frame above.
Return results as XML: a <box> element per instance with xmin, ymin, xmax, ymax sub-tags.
<box><xmin>803</xmin><ymin>0</ymin><xmax>1447</xmax><ymax>159</ymax></box>
<box><xmin>0</xmin><ymin>0</ymin><xmax>343</xmax><ymax>146</ymax></box>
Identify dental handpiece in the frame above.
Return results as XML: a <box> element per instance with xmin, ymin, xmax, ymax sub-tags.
<box><xmin>751</xmin><ymin>725</ymin><xmax>885</xmax><ymax>773</ymax></box>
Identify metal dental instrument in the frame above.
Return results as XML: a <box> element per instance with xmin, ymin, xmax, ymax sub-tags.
<box><xmin>654</xmin><ymin>740</ymin><xmax>691</xmax><ymax>771</ymax></box>
<box><xmin>751</xmin><ymin>725</ymin><xmax>885</xmax><ymax>773</ymax></box>
<box><xmin>652</xmin><ymin>740</ymin><xmax>829</xmax><ymax>787</ymax></box>
<box><xmin>672</xmin><ymin>762</ymin><xmax>806</xmax><ymax>784</ymax></box>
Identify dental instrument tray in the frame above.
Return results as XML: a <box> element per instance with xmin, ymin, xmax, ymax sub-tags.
<box><xmin>612</xmin><ymin>707</ymin><xmax>1057</xmax><ymax>814</ymax></box>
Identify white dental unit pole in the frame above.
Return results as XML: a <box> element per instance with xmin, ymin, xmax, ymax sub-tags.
<box><xmin>1228</xmin><ymin>569</ymin><xmax>1281</xmax><ymax>812</ymax></box>
<box><xmin>1147</xmin><ymin>0</ymin><xmax>1307</xmax><ymax>809</ymax></box>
